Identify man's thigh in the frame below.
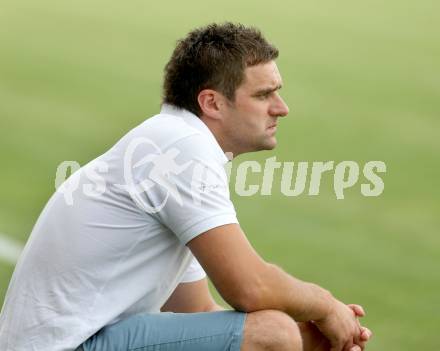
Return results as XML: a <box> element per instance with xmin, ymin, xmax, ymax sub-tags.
<box><xmin>78</xmin><ymin>311</ymin><xmax>246</xmax><ymax>351</ymax></box>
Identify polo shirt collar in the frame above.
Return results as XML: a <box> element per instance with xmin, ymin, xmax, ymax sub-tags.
<box><xmin>160</xmin><ymin>104</ymin><xmax>229</xmax><ymax>165</ymax></box>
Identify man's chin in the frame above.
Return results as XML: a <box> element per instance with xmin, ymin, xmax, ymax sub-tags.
<box><xmin>257</xmin><ymin>138</ymin><xmax>277</xmax><ymax>151</ymax></box>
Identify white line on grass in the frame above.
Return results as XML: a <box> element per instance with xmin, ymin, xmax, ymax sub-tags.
<box><xmin>0</xmin><ymin>233</ymin><xmax>23</xmax><ymax>265</ymax></box>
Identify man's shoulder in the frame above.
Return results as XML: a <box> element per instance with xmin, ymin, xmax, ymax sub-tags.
<box><xmin>137</xmin><ymin>112</ymin><xmax>203</xmax><ymax>147</ymax></box>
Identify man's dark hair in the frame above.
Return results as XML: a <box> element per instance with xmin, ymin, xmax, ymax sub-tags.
<box><xmin>162</xmin><ymin>22</ymin><xmax>279</xmax><ymax>116</ymax></box>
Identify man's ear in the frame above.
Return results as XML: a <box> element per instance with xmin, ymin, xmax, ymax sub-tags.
<box><xmin>197</xmin><ymin>89</ymin><xmax>225</xmax><ymax>120</ymax></box>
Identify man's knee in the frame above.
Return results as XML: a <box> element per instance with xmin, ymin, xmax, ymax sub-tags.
<box><xmin>241</xmin><ymin>310</ymin><xmax>302</xmax><ymax>351</ymax></box>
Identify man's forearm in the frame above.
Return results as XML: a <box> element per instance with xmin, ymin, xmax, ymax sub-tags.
<box><xmin>246</xmin><ymin>263</ymin><xmax>334</xmax><ymax>322</ymax></box>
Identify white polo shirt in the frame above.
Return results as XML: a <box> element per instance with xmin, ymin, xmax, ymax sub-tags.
<box><xmin>0</xmin><ymin>104</ymin><xmax>238</xmax><ymax>351</ymax></box>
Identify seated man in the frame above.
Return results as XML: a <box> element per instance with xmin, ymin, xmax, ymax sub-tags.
<box><xmin>0</xmin><ymin>23</ymin><xmax>372</xmax><ymax>351</ymax></box>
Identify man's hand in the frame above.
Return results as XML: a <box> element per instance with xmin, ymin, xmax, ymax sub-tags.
<box><xmin>314</xmin><ymin>299</ymin><xmax>364</xmax><ymax>351</ymax></box>
<box><xmin>299</xmin><ymin>310</ymin><xmax>372</xmax><ymax>351</ymax></box>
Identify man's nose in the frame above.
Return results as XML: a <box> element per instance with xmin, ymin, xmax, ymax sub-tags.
<box><xmin>270</xmin><ymin>94</ymin><xmax>289</xmax><ymax>117</ymax></box>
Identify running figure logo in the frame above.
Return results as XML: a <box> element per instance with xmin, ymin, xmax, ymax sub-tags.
<box><xmin>121</xmin><ymin>137</ymin><xmax>192</xmax><ymax>213</ymax></box>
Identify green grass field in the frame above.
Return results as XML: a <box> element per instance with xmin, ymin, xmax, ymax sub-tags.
<box><xmin>1</xmin><ymin>0</ymin><xmax>439</xmax><ymax>349</ymax></box>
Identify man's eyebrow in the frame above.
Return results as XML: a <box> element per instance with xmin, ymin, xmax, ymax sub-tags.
<box><xmin>252</xmin><ymin>84</ymin><xmax>283</xmax><ymax>96</ymax></box>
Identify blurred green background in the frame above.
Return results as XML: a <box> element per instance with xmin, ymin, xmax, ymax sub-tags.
<box><xmin>1</xmin><ymin>0</ymin><xmax>439</xmax><ymax>349</ymax></box>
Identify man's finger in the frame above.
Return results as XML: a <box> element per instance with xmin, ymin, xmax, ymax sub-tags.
<box><xmin>361</xmin><ymin>327</ymin><xmax>373</xmax><ymax>340</ymax></box>
<box><xmin>354</xmin><ymin>340</ymin><xmax>367</xmax><ymax>351</ymax></box>
<box><xmin>352</xmin><ymin>322</ymin><xmax>364</xmax><ymax>349</ymax></box>
<box><xmin>348</xmin><ymin>304</ymin><xmax>365</xmax><ymax>317</ymax></box>
<box><xmin>342</xmin><ymin>340</ymin><xmax>361</xmax><ymax>351</ymax></box>
<box><xmin>353</xmin><ymin>327</ymin><xmax>372</xmax><ymax>351</ymax></box>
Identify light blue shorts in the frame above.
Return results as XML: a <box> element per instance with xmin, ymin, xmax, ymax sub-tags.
<box><xmin>77</xmin><ymin>311</ymin><xmax>247</xmax><ymax>351</ymax></box>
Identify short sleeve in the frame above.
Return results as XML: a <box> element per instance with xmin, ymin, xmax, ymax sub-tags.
<box><xmin>180</xmin><ymin>255</ymin><xmax>206</xmax><ymax>283</ymax></box>
<box><xmin>128</xmin><ymin>133</ymin><xmax>238</xmax><ymax>244</ymax></box>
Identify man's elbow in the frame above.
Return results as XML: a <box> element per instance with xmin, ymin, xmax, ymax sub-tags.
<box><xmin>232</xmin><ymin>294</ymin><xmax>261</xmax><ymax>312</ymax></box>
